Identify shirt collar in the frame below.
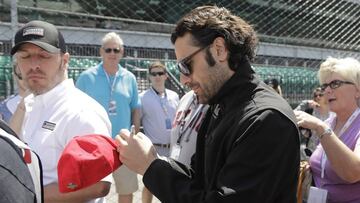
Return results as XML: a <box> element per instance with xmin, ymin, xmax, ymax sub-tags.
<box><xmin>208</xmin><ymin>59</ymin><xmax>256</xmax><ymax>106</ymax></box>
<box><xmin>98</xmin><ymin>62</ymin><xmax>125</xmax><ymax>77</ymax></box>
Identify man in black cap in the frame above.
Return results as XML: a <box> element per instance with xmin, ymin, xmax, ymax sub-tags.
<box><xmin>11</xmin><ymin>20</ymin><xmax>112</xmax><ymax>203</ymax></box>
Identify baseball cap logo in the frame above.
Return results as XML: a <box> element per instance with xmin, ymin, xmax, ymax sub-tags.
<box><xmin>67</xmin><ymin>183</ymin><xmax>78</xmax><ymax>190</ymax></box>
<box><xmin>23</xmin><ymin>27</ymin><xmax>44</xmax><ymax>37</ymax></box>
<box><xmin>11</xmin><ymin>20</ymin><xmax>67</xmax><ymax>55</ymax></box>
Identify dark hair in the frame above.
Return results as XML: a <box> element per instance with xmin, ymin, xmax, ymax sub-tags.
<box><xmin>264</xmin><ymin>78</ymin><xmax>280</xmax><ymax>88</ymax></box>
<box><xmin>171</xmin><ymin>5</ymin><xmax>258</xmax><ymax>71</ymax></box>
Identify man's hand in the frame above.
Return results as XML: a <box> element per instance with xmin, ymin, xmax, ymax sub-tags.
<box><xmin>307</xmin><ymin>100</ymin><xmax>320</xmax><ymax>108</ymax></box>
<box><xmin>115</xmin><ymin>129</ymin><xmax>158</xmax><ymax>175</ymax></box>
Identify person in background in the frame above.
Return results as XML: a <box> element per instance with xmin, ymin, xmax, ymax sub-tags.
<box><xmin>76</xmin><ymin>32</ymin><xmax>141</xmax><ymax>203</ymax></box>
<box><xmin>0</xmin><ymin>59</ymin><xmax>28</xmax><ymax>124</ymax></box>
<box><xmin>295</xmin><ymin>87</ymin><xmax>333</xmax><ymax>160</ymax></box>
<box><xmin>295</xmin><ymin>57</ymin><xmax>360</xmax><ymax>202</ymax></box>
<box><xmin>11</xmin><ymin>20</ymin><xmax>112</xmax><ymax>203</ymax></box>
<box><xmin>169</xmin><ymin>90</ymin><xmax>208</xmax><ymax>166</ymax></box>
<box><xmin>296</xmin><ymin>87</ymin><xmax>331</xmax><ymax>121</ymax></box>
<box><xmin>264</xmin><ymin>78</ymin><xmax>282</xmax><ymax>96</ymax></box>
<box><xmin>139</xmin><ymin>61</ymin><xmax>179</xmax><ymax>203</ymax></box>
<box><xmin>116</xmin><ymin>5</ymin><xmax>299</xmax><ymax>202</ymax></box>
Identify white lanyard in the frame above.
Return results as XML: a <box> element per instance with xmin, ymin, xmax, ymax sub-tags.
<box><xmin>321</xmin><ymin>108</ymin><xmax>360</xmax><ymax>179</ymax></box>
<box><xmin>103</xmin><ymin>67</ymin><xmax>119</xmax><ymax>101</ymax></box>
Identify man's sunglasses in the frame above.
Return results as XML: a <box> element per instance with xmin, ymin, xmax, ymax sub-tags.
<box><xmin>150</xmin><ymin>71</ymin><xmax>165</xmax><ymax>77</ymax></box>
<box><xmin>314</xmin><ymin>93</ymin><xmax>324</xmax><ymax>98</ymax></box>
<box><xmin>320</xmin><ymin>80</ymin><xmax>354</xmax><ymax>91</ymax></box>
<box><xmin>176</xmin><ymin>45</ymin><xmax>208</xmax><ymax>76</ymax></box>
<box><xmin>104</xmin><ymin>48</ymin><xmax>121</xmax><ymax>53</ymax></box>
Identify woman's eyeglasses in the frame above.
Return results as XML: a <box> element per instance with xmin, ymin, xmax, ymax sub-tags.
<box><xmin>149</xmin><ymin>71</ymin><xmax>165</xmax><ymax>77</ymax></box>
<box><xmin>176</xmin><ymin>45</ymin><xmax>209</xmax><ymax>76</ymax></box>
<box><xmin>104</xmin><ymin>48</ymin><xmax>121</xmax><ymax>54</ymax></box>
<box><xmin>320</xmin><ymin>80</ymin><xmax>354</xmax><ymax>91</ymax></box>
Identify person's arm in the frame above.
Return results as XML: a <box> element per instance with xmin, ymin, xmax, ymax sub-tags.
<box><xmin>295</xmin><ymin>110</ymin><xmax>360</xmax><ymax>183</ymax></box>
<box><xmin>117</xmin><ymin>110</ymin><xmax>299</xmax><ymax>203</ymax></box>
<box><xmin>129</xmin><ymin>74</ymin><xmax>141</xmax><ymax>133</ymax></box>
<box><xmin>131</xmin><ymin>108</ymin><xmax>141</xmax><ymax>133</ymax></box>
<box><xmin>9</xmin><ymin>97</ymin><xmax>26</xmax><ymax>135</ymax></box>
<box><xmin>44</xmin><ymin>181</ymin><xmax>110</xmax><ymax>203</ymax></box>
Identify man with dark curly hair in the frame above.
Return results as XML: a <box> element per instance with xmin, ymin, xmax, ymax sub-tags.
<box><xmin>117</xmin><ymin>5</ymin><xmax>300</xmax><ymax>203</ymax></box>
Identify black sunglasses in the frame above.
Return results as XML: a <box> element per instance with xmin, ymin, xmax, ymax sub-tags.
<box><xmin>314</xmin><ymin>93</ymin><xmax>324</xmax><ymax>98</ymax></box>
<box><xmin>176</xmin><ymin>45</ymin><xmax>209</xmax><ymax>76</ymax></box>
<box><xmin>150</xmin><ymin>71</ymin><xmax>165</xmax><ymax>77</ymax></box>
<box><xmin>320</xmin><ymin>80</ymin><xmax>354</xmax><ymax>91</ymax></box>
<box><xmin>104</xmin><ymin>48</ymin><xmax>121</xmax><ymax>54</ymax></box>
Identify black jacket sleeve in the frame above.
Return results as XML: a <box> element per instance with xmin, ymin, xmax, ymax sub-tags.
<box><xmin>143</xmin><ymin>109</ymin><xmax>299</xmax><ymax>203</ymax></box>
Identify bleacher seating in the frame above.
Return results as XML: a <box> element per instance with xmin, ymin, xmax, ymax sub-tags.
<box><xmin>254</xmin><ymin>65</ymin><xmax>319</xmax><ymax>106</ymax></box>
<box><xmin>0</xmin><ymin>56</ymin><xmax>11</xmax><ymax>68</ymax></box>
<box><xmin>0</xmin><ymin>56</ymin><xmax>13</xmax><ymax>100</ymax></box>
<box><xmin>0</xmin><ymin>55</ymin><xmax>319</xmax><ymax>105</ymax></box>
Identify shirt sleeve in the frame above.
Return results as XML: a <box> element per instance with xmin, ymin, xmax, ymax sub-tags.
<box><xmin>130</xmin><ymin>75</ymin><xmax>141</xmax><ymax>109</ymax></box>
<box><xmin>139</xmin><ymin>92</ymin><xmax>144</xmax><ymax>121</ymax></box>
<box><xmin>75</xmin><ymin>73</ymin><xmax>87</xmax><ymax>93</ymax></box>
<box><xmin>62</xmin><ymin>108</ymin><xmax>111</xmax><ymax>146</ymax></box>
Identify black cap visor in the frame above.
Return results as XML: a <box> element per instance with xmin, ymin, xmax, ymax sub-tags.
<box><xmin>11</xmin><ymin>41</ymin><xmax>61</xmax><ymax>55</ymax></box>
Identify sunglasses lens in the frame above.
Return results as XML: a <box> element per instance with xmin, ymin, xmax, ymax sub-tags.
<box><xmin>104</xmin><ymin>48</ymin><xmax>120</xmax><ymax>53</ymax></box>
<box><xmin>150</xmin><ymin>72</ymin><xmax>165</xmax><ymax>76</ymax></box>
<box><xmin>177</xmin><ymin>62</ymin><xmax>190</xmax><ymax>76</ymax></box>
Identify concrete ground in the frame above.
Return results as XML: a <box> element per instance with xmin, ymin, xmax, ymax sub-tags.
<box><xmin>105</xmin><ymin>175</ymin><xmax>161</xmax><ymax>203</ymax></box>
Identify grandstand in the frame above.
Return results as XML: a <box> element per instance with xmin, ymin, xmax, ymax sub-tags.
<box><xmin>1</xmin><ymin>0</ymin><xmax>360</xmax><ymax>106</ymax></box>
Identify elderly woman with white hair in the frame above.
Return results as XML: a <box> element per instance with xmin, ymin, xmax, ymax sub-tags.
<box><xmin>295</xmin><ymin>57</ymin><xmax>360</xmax><ymax>203</ymax></box>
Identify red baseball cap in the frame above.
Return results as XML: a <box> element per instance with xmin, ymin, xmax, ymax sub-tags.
<box><xmin>57</xmin><ymin>134</ymin><xmax>121</xmax><ymax>193</ymax></box>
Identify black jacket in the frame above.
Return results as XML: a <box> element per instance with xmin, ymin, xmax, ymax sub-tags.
<box><xmin>143</xmin><ymin>61</ymin><xmax>300</xmax><ymax>203</ymax></box>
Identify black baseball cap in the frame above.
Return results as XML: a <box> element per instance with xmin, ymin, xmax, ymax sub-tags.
<box><xmin>11</xmin><ymin>20</ymin><xmax>66</xmax><ymax>55</ymax></box>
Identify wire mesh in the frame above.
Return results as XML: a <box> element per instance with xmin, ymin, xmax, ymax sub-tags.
<box><xmin>1</xmin><ymin>1</ymin><xmax>360</xmax><ymax>201</ymax></box>
<box><xmin>0</xmin><ymin>0</ymin><xmax>360</xmax><ymax>105</ymax></box>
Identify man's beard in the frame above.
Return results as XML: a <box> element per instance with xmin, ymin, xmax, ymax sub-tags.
<box><xmin>26</xmin><ymin>62</ymin><xmax>65</xmax><ymax>95</ymax></box>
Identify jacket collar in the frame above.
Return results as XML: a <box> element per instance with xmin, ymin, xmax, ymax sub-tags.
<box><xmin>208</xmin><ymin>59</ymin><xmax>257</xmax><ymax>109</ymax></box>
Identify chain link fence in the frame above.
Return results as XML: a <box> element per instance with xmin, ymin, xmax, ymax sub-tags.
<box><xmin>0</xmin><ymin>1</ymin><xmax>359</xmax><ymax>202</ymax></box>
<box><xmin>1</xmin><ymin>0</ymin><xmax>360</xmax><ymax>106</ymax></box>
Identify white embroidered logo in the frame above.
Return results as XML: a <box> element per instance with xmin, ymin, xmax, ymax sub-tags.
<box><xmin>23</xmin><ymin>27</ymin><xmax>44</xmax><ymax>37</ymax></box>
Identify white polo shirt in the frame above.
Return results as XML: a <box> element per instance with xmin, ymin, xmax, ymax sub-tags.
<box><xmin>21</xmin><ymin>79</ymin><xmax>112</xmax><ymax>203</ymax></box>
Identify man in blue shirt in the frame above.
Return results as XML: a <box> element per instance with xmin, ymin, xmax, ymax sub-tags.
<box><xmin>76</xmin><ymin>32</ymin><xmax>140</xmax><ymax>203</ymax></box>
